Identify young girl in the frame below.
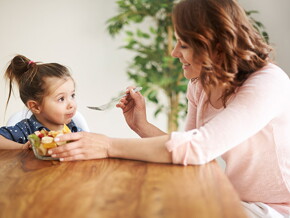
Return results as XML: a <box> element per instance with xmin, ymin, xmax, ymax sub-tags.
<box><xmin>48</xmin><ymin>0</ymin><xmax>289</xmax><ymax>217</ymax></box>
<box><xmin>0</xmin><ymin>55</ymin><xmax>82</xmax><ymax>149</ymax></box>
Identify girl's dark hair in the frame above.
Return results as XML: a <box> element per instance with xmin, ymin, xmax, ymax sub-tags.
<box><xmin>4</xmin><ymin>55</ymin><xmax>72</xmax><ymax>108</ymax></box>
<box><xmin>172</xmin><ymin>0</ymin><xmax>272</xmax><ymax>107</ymax></box>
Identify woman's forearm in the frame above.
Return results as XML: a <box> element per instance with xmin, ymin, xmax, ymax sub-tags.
<box><xmin>134</xmin><ymin>122</ymin><xmax>167</xmax><ymax>138</ymax></box>
<box><xmin>108</xmin><ymin>134</ymin><xmax>172</xmax><ymax>163</ymax></box>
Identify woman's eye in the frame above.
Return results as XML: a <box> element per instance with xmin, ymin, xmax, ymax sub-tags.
<box><xmin>181</xmin><ymin>45</ymin><xmax>188</xmax><ymax>49</ymax></box>
<box><xmin>71</xmin><ymin>93</ymin><xmax>76</xmax><ymax>99</ymax></box>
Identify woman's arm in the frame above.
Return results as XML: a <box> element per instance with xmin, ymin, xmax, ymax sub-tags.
<box><xmin>109</xmin><ymin>134</ymin><xmax>171</xmax><ymax>163</ymax></box>
<box><xmin>49</xmin><ymin>132</ymin><xmax>172</xmax><ymax>163</ymax></box>
<box><xmin>133</xmin><ymin>122</ymin><xmax>166</xmax><ymax>138</ymax></box>
<box><xmin>0</xmin><ymin>135</ymin><xmax>30</xmax><ymax>149</ymax></box>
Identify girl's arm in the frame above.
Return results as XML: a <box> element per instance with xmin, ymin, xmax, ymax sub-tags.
<box><xmin>0</xmin><ymin>135</ymin><xmax>30</xmax><ymax>149</ymax></box>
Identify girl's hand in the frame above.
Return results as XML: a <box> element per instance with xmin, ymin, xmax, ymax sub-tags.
<box><xmin>22</xmin><ymin>141</ymin><xmax>31</xmax><ymax>149</ymax></box>
<box><xmin>116</xmin><ymin>86</ymin><xmax>148</xmax><ymax>133</ymax></box>
<box><xmin>48</xmin><ymin>132</ymin><xmax>111</xmax><ymax>161</ymax></box>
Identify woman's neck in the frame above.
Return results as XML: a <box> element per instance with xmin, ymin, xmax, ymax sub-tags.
<box><xmin>209</xmin><ymin>86</ymin><xmax>225</xmax><ymax>109</ymax></box>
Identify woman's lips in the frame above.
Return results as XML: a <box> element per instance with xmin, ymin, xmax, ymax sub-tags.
<box><xmin>182</xmin><ymin>64</ymin><xmax>190</xmax><ymax>69</ymax></box>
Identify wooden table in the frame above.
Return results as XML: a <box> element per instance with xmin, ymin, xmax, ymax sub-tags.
<box><xmin>0</xmin><ymin>149</ymin><xmax>246</xmax><ymax>218</ymax></box>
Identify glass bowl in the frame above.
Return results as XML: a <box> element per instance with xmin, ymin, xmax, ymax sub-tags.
<box><xmin>28</xmin><ymin>134</ymin><xmax>59</xmax><ymax>161</ymax></box>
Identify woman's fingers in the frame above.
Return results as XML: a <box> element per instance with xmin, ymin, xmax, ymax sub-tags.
<box><xmin>54</xmin><ymin>131</ymin><xmax>83</xmax><ymax>143</ymax></box>
<box><xmin>49</xmin><ymin>140</ymin><xmax>80</xmax><ymax>156</ymax></box>
<box><xmin>59</xmin><ymin>154</ymin><xmax>87</xmax><ymax>162</ymax></box>
<box><xmin>48</xmin><ymin>132</ymin><xmax>111</xmax><ymax>161</ymax></box>
<box><xmin>116</xmin><ymin>98</ymin><xmax>128</xmax><ymax>108</ymax></box>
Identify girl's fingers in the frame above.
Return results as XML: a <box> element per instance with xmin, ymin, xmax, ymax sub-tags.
<box><xmin>23</xmin><ymin>141</ymin><xmax>31</xmax><ymax>149</ymax></box>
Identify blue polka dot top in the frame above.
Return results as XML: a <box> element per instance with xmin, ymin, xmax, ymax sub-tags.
<box><xmin>0</xmin><ymin>115</ymin><xmax>82</xmax><ymax>144</ymax></box>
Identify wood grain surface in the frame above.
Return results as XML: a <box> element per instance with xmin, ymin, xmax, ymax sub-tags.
<box><xmin>0</xmin><ymin>149</ymin><xmax>247</xmax><ymax>218</ymax></box>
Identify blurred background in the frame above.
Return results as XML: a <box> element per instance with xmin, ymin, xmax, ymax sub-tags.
<box><xmin>1</xmin><ymin>0</ymin><xmax>289</xmax><ymax>138</ymax></box>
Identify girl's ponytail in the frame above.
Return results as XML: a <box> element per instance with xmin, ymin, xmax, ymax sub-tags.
<box><xmin>4</xmin><ymin>55</ymin><xmax>38</xmax><ymax>109</ymax></box>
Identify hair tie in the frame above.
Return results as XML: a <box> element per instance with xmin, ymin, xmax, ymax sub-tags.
<box><xmin>28</xmin><ymin>60</ymin><xmax>35</xmax><ymax>65</ymax></box>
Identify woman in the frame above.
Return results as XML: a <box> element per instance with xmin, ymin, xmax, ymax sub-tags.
<box><xmin>49</xmin><ymin>0</ymin><xmax>290</xmax><ymax>217</ymax></box>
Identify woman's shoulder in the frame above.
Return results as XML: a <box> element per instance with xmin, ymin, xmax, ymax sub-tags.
<box><xmin>251</xmin><ymin>63</ymin><xmax>289</xmax><ymax>81</ymax></box>
<box><xmin>239</xmin><ymin>63</ymin><xmax>290</xmax><ymax>103</ymax></box>
<box><xmin>246</xmin><ymin>63</ymin><xmax>290</xmax><ymax>88</ymax></box>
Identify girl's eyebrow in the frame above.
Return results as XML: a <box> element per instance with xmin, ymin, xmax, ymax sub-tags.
<box><xmin>54</xmin><ymin>93</ymin><xmax>65</xmax><ymax>98</ymax></box>
<box><xmin>54</xmin><ymin>90</ymin><xmax>75</xmax><ymax>98</ymax></box>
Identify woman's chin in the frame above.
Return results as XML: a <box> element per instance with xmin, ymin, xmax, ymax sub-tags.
<box><xmin>183</xmin><ymin>70</ymin><xmax>199</xmax><ymax>80</ymax></box>
<box><xmin>183</xmin><ymin>72</ymin><xmax>193</xmax><ymax>80</ymax></box>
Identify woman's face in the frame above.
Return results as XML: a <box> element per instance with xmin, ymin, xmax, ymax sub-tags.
<box><xmin>171</xmin><ymin>32</ymin><xmax>201</xmax><ymax>80</ymax></box>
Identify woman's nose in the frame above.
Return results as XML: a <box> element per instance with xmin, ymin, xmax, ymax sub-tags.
<box><xmin>171</xmin><ymin>45</ymin><xmax>181</xmax><ymax>58</ymax></box>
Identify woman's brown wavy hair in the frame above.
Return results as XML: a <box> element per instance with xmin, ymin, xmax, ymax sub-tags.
<box><xmin>172</xmin><ymin>0</ymin><xmax>272</xmax><ymax>107</ymax></box>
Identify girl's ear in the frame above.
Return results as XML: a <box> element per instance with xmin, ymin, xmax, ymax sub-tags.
<box><xmin>27</xmin><ymin>100</ymin><xmax>41</xmax><ymax>114</ymax></box>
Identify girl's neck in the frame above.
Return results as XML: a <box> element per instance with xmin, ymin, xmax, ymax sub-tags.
<box><xmin>34</xmin><ymin>114</ymin><xmax>64</xmax><ymax>131</ymax></box>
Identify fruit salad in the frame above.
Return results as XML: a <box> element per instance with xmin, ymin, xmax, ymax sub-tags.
<box><xmin>28</xmin><ymin>124</ymin><xmax>71</xmax><ymax>159</ymax></box>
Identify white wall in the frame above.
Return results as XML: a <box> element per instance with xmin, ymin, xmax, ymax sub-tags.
<box><xmin>0</xmin><ymin>0</ymin><xmax>168</xmax><ymax>137</ymax></box>
<box><xmin>239</xmin><ymin>0</ymin><xmax>290</xmax><ymax>74</ymax></box>
<box><xmin>0</xmin><ymin>0</ymin><xmax>289</xmax><ymax>138</ymax></box>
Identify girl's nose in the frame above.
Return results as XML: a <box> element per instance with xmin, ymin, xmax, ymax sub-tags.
<box><xmin>67</xmin><ymin>99</ymin><xmax>76</xmax><ymax>109</ymax></box>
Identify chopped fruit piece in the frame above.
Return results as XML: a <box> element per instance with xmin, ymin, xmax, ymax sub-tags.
<box><xmin>62</xmin><ymin>124</ymin><xmax>71</xmax><ymax>134</ymax></box>
<box><xmin>34</xmin><ymin>131</ymin><xmax>44</xmax><ymax>138</ymax></box>
<box><xmin>48</xmin><ymin>131</ymin><xmax>59</xmax><ymax>138</ymax></box>
<box><xmin>41</xmin><ymin>136</ymin><xmax>57</xmax><ymax>148</ymax></box>
<box><xmin>37</xmin><ymin>145</ymin><xmax>47</xmax><ymax>156</ymax></box>
<box><xmin>41</xmin><ymin>136</ymin><xmax>53</xmax><ymax>143</ymax></box>
<box><xmin>28</xmin><ymin>134</ymin><xmax>40</xmax><ymax>147</ymax></box>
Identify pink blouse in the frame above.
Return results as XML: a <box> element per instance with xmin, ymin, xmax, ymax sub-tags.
<box><xmin>165</xmin><ymin>63</ymin><xmax>290</xmax><ymax>214</ymax></box>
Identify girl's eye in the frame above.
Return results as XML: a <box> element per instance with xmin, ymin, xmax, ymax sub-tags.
<box><xmin>58</xmin><ymin>97</ymin><xmax>65</xmax><ymax>102</ymax></box>
<box><xmin>181</xmin><ymin>44</ymin><xmax>188</xmax><ymax>49</ymax></box>
<box><xmin>71</xmin><ymin>93</ymin><xmax>76</xmax><ymax>99</ymax></box>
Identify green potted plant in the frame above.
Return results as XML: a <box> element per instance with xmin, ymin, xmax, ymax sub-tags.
<box><xmin>106</xmin><ymin>0</ymin><xmax>269</xmax><ymax>132</ymax></box>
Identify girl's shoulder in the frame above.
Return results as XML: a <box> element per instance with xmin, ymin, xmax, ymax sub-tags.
<box><xmin>67</xmin><ymin>120</ymin><xmax>82</xmax><ymax>132</ymax></box>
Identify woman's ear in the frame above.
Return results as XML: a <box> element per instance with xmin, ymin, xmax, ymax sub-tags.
<box><xmin>27</xmin><ymin>100</ymin><xmax>41</xmax><ymax>114</ymax></box>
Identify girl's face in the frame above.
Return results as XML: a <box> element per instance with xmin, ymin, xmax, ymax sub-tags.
<box><xmin>171</xmin><ymin>32</ymin><xmax>202</xmax><ymax>80</ymax></box>
<box><xmin>36</xmin><ymin>77</ymin><xmax>77</xmax><ymax>131</ymax></box>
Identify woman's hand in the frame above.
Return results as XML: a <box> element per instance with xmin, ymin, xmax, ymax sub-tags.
<box><xmin>48</xmin><ymin>132</ymin><xmax>111</xmax><ymax>161</ymax></box>
<box><xmin>116</xmin><ymin>87</ymin><xmax>148</xmax><ymax>134</ymax></box>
